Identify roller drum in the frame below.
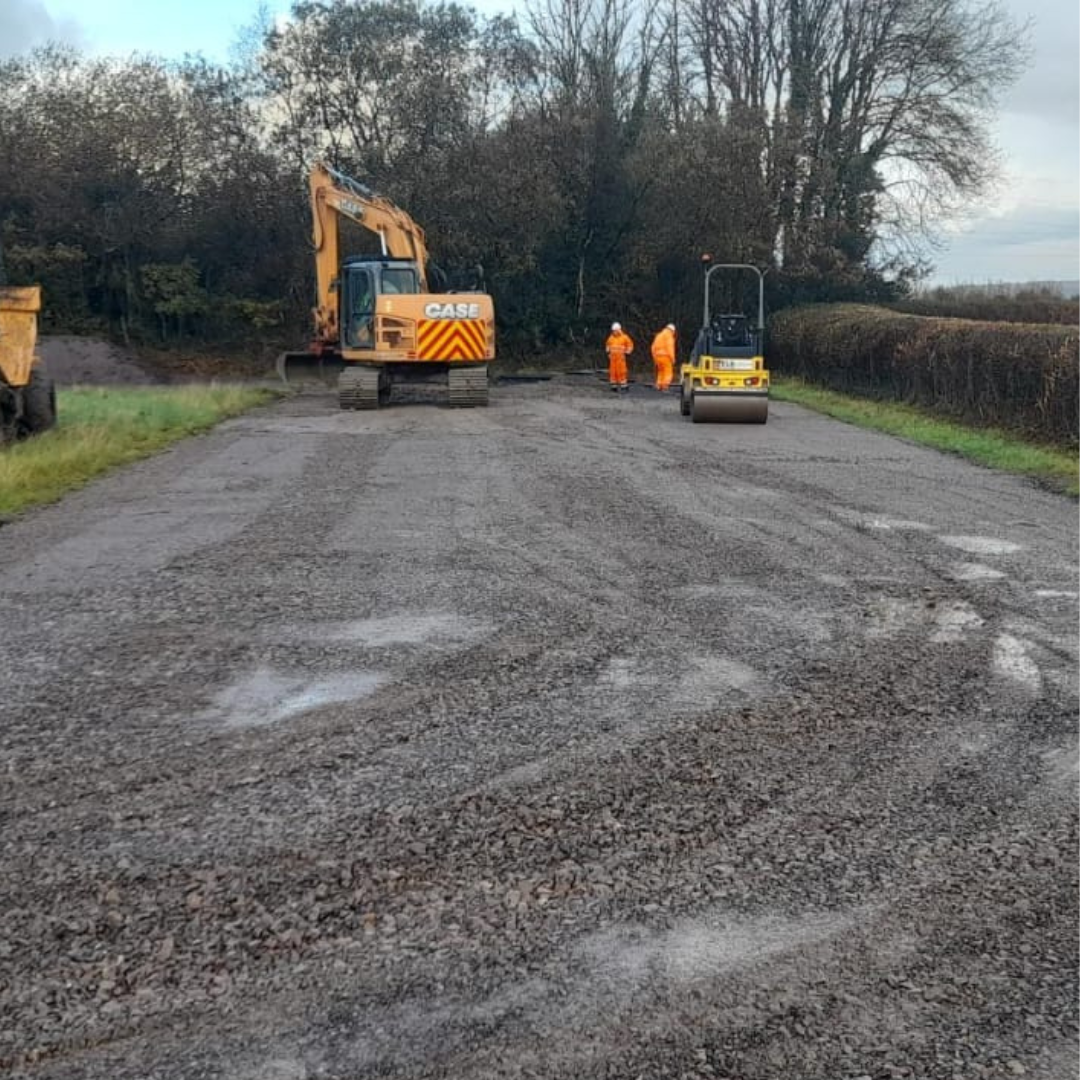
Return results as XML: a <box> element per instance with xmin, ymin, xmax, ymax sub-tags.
<box><xmin>690</xmin><ymin>392</ymin><xmax>768</xmax><ymax>424</ymax></box>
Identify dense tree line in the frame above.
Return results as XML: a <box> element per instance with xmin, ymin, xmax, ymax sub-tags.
<box><xmin>0</xmin><ymin>0</ymin><xmax>1024</xmax><ymax>356</ymax></box>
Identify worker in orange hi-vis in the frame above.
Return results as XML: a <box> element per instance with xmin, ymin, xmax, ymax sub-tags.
<box><xmin>651</xmin><ymin>322</ymin><xmax>677</xmax><ymax>391</ymax></box>
<box><xmin>605</xmin><ymin>322</ymin><xmax>634</xmax><ymax>392</ymax></box>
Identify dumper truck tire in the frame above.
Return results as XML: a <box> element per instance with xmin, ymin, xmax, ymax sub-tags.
<box><xmin>23</xmin><ymin>367</ymin><xmax>57</xmax><ymax>434</ymax></box>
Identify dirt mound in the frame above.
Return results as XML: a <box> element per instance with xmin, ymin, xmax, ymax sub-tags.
<box><xmin>37</xmin><ymin>335</ymin><xmax>160</xmax><ymax>386</ymax></box>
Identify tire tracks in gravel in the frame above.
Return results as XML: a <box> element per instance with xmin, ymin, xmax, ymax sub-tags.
<box><xmin>14</xmin><ymin>636</ymin><xmax>1073</xmax><ymax>1078</ymax></box>
<box><xmin>0</xmin><ymin>379</ymin><xmax>1075</xmax><ymax>1078</ymax></box>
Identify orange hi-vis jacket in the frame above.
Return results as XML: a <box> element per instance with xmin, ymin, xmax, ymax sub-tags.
<box><xmin>650</xmin><ymin>325</ymin><xmax>676</xmax><ymax>390</ymax></box>
<box><xmin>606</xmin><ymin>330</ymin><xmax>634</xmax><ymax>385</ymax></box>
<box><xmin>650</xmin><ymin>326</ymin><xmax>675</xmax><ymax>365</ymax></box>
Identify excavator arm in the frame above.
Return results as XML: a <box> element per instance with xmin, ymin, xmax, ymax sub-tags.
<box><xmin>310</xmin><ymin>162</ymin><xmax>431</xmax><ymax>346</ymax></box>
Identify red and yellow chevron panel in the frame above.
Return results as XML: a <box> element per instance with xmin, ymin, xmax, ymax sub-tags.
<box><xmin>417</xmin><ymin>319</ymin><xmax>487</xmax><ymax>361</ymax></box>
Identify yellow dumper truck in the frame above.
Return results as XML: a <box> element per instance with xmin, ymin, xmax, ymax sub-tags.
<box><xmin>0</xmin><ymin>285</ymin><xmax>56</xmax><ymax>442</ymax></box>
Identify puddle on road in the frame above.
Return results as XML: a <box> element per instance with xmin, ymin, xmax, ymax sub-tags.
<box><xmin>1041</xmin><ymin>741</ymin><xmax>1080</xmax><ymax>791</ymax></box>
<box><xmin>205</xmin><ymin>666</ymin><xmax>386</xmax><ymax>729</ymax></box>
<box><xmin>834</xmin><ymin>510</ymin><xmax>931</xmax><ymax>533</ymax></box>
<box><xmin>599</xmin><ymin>654</ymin><xmax>761</xmax><ymax>704</ymax></box>
<box><xmin>579</xmin><ymin>907</ymin><xmax>861</xmax><ymax>990</ymax></box>
<box><xmin>816</xmin><ymin>573</ymin><xmax>849</xmax><ymax>588</ymax></box>
<box><xmin>601</xmin><ymin>657</ymin><xmax>635</xmax><ymax>689</ymax></box>
<box><xmin>863</xmin><ymin>594</ymin><xmax>989</xmax><ymax>645</ymax></box>
<box><xmin>864</xmin><ymin>597</ymin><xmax>922</xmax><ymax>638</ymax></box>
<box><xmin>326</xmin><ymin>613</ymin><xmax>485</xmax><ymax>646</ymax></box>
<box><xmin>679</xmin><ymin>654</ymin><xmax>759</xmax><ymax>696</ymax></box>
<box><xmin>991</xmin><ymin>634</ymin><xmax>1042</xmax><ymax>694</ymax></box>
<box><xmin>275</xmin><ymin>612</ymin><xmax>487</xmax><ymax>648</ymax></box>
<box><xmin>1034</xmin><ymin>589</ymin><xmax>1079</xmax><ymax>601</ymax></box>
<box><xmin>483</xmin><ymin>655</ymin><xmax>765</xmax><ymax>794</ymax></box>
<box><xmin>948</xmin><ymin>561</ymin><xmax>1007</xmax><ymax>582</ymax></box>
<box><xmin>939</xmin><ymin>535</ymin><xmax>1022</xmax><ymax>556</ymax></box>
<box><xmin>316</xmin><ymin>902</ymin><xmax>876</xmax><ymax>1076</ymax></box>
<box><xmin>930</xmin><ymin>601</ymin><xmax>985</xmax><ymax>644</ymax></box>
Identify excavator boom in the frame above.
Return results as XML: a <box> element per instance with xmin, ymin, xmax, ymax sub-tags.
<box><xmin>310</xmin><ymin>162</ymin><xmax>431</xmax><ymax>347</ymax></box>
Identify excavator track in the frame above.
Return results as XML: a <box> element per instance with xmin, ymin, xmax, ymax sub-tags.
<box><xmin>447</xmin><ymin>364</ymin><xmax>489</xmax><ymax>408</ymax></box>
<box><xmin>338</xmin><ymin>366</ymin><xmax>381</xmax><ymax>410</ymax></box>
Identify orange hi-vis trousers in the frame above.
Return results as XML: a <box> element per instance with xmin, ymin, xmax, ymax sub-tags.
<box><xmin>608</xmin><ymin>351</ymin><xmax>628</xmax><ymax>387</ymax></box>
<box><xmin>653</xmin><ymin>355</ymin><xmax>674</xmax><ymax>391</ymax></box>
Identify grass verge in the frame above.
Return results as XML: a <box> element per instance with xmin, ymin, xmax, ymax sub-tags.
<box><xmin>0</xmin><ymin>384</ymin><xmax>278</xmax><ymax>516</ymax></box>
<box><xmin>772</xmin><ymin>377</ymin><xmax>1078</xmax><ymax>497</ymax></box>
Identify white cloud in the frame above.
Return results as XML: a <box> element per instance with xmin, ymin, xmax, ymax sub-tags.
<box><xmin>0</xmin><ymin>0</ymin><xmax>84</xmax><ymax>58</ymax></box>
<box><xmin>1001</xmin><ymin>0</ymin><xmax>1079</xmax><ymax>127</ymax></box>
<box><xmin>931</xmin><ymin>201</ymin><xmax>1079</xmax><ymax>284</ymax></box>
<box><xmin>929</xmin><ymin>0</ymin><xmax>1079</xmax><ymax>284</ymax></box>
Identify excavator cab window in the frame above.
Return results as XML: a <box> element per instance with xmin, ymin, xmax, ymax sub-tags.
<box><xmin>342</xmin><ymin>266</ymin><xmax>375</xmax><ymax>349</ymax></box>
<box><xmin>380</xmin><ymin>267</ymin><xmax>419</xmax><ymax>295</ymax></box>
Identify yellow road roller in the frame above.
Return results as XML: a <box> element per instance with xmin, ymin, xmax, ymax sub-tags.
<box><xmin>679</xmin><ymin>261</ymin><xmax>769</xmax><ymax>424</ymax></box>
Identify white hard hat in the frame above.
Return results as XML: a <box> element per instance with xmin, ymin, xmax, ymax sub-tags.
<box><xmin>611</xmin><ymin>322</ymin><xmax>621</xmax><ymax>331</ymax></box>
<box><xmin>666</xmin><ymin>323</ymin><xmax>676</xmax><ymax>331</ymax></box>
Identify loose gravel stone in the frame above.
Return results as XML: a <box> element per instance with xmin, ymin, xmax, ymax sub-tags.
<box><xmin>0</xmin><ymin>378</ymin><xmax>1076</xmax><ymax>1078</ymax></box>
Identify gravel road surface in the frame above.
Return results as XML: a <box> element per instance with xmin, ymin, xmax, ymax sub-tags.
<box><xmin>1</xmin><ymin>376</ymin><xmax>1076</xmax><ymax>1079</ymax></box>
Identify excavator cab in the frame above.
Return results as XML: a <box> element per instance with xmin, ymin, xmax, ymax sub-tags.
<box><xmin>340</xmin><ymin>259</ymin><xmax>421</xmax><ymax>349</ymax></box>
<box><xmin>679</xmin><ymin>261</ymin><xmax>769</xmax><ymax>424</ymax></box>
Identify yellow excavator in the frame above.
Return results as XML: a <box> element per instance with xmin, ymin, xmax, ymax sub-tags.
<box><xmin>0</xmin><ymin>283</ymin><xmax>56</xmax><ymax>442</ymax></box>
<box><xmin>278</xmin><ymin>162</ymin><xmax>494</xmax><ymax>408</ymax></box>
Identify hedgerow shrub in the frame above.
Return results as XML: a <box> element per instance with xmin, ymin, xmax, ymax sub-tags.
<box><xmin>769</xmin><ymin>305</ymin><xmax>1079</xmax><ymax>445</ymax></box>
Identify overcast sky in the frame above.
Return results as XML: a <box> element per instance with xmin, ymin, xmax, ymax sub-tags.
<box><xmin>3</xmin><ymin>0</ymin><xmax>1077</xmax><ymax>286</ymax></box>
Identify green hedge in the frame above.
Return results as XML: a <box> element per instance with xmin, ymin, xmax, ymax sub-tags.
<box><xmin>889</xmin><ymin>295</ymin><xmax>1078</xmax><ymax>326</ymax></box>
<box><xmin>769</xmin><ymin>304</ymin><xmax>1079</xmax><ymax>446</ymax></box>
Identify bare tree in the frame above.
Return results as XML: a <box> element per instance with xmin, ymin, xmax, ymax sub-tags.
<box><xmin>0</xmin><ymin>0</ymin><xmax>1029</xmax><ymax>353</ymax></box>
<box><xmin>677</xmin><ymin>0</ymin><xmax>1024</xmax><ymax>274</ymax></box>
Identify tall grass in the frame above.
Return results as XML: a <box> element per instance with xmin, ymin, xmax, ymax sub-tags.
<box><xmin>0</xmin><ymin>385</ymin><xmax>276</xmax><ymax>516</ymax></box>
